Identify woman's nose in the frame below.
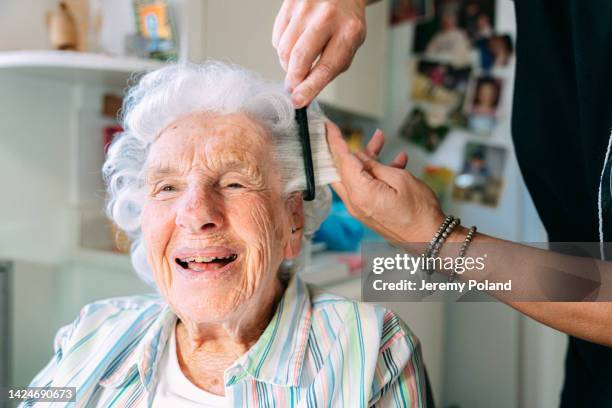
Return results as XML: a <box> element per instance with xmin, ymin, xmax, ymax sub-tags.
<box><xmin>175</xmin><ymin>189</ymin><xmax>224</xmax><ymax>233</ymax></box>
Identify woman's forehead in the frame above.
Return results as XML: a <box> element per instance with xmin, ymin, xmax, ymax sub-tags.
<box><xmin>160</xmin><ymin>112</ymin><xmax>267</xmax><ymax>142</ymax></box>
<box><xmin>150</xmin><ymin>113</ymin><xmax>269</xmax><ymax>157</ymax></box>
<box><xmin>146</xmin><ymin>112</ymin><xmax>273</xmax><ymax>175</ymax></box>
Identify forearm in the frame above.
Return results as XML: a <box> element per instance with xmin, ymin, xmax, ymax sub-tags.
<box><xmin>510</xmin><ymin>301</ymin><xmax>612</xmax><ymax>347</ymax></box>
<box><xmin>326</xmin><ymin>123</ymin><xmax>612</xmax><ymax>346</ymax></box>
<box><xmin>416</xmin><ymin>228</ymin><xmax>612</xmax><ymax>346</ymax></box>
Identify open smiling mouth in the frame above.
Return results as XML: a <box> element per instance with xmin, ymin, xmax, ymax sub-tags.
<box><xmin>175</xmin><ymin>254</ymin><xmax>238</xmax><ymax>272</ymax></box>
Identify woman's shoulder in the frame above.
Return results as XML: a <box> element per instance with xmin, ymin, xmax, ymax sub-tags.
<box><xmin>73</xmin><ymin>294</ymin><xmax>165</xmax><ymax>324</ymax></box>
<box><xmin>306</xmin><ymin>282</ymin><xmax>419</xmax><ymax>346</ymax></box>
<box><xmin>301</xmin><ymin>282</ymin><xmax>425</xmax><ymax>406</ymax></box>
<box><xmin>26</xmin><ymin>294</ymin><xmax>170</xmax><ymax>396</ymax></box>
<box><xmin>58</xmin><ymin>294</ymin><xmax>166</xmax><ymax>352</ymax></box>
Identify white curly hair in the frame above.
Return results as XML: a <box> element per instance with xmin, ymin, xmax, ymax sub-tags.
<box><xmin>102</xmin><ymin>61</ymin><xmax>339</xmax><ymax>286</ymax></box>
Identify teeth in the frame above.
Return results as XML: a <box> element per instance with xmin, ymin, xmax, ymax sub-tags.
<box><xmin>181</xmin><ymin>255</ymin><xmax>236</xmax><ymax>263</ymax></box>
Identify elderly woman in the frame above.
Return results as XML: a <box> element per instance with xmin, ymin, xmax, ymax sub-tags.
<box><xmin>26</xmin><ymin>62</ymin><xmax>425</xmax><ymax>407</ymax></box>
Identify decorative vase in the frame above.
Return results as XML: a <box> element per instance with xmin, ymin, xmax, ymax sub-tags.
<box><xmin>46</xmin><ymin>2</ymin><xmax>79</xmax><ymax>50</ymax></box>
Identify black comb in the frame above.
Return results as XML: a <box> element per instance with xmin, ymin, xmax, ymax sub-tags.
<box><xmin>295</xmin><ymin>107</ymin><xmax>315</xmax><ymax>201</ymax></box>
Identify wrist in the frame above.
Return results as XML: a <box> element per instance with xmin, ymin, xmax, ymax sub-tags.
<box><xmin>404</xmin><ymin>212</ymin><xmax>447</xmax><ymax>243</ymax></box>
<box><xmin>399</xmin><ymin>214</ymin><xmax>472</xmax><ymax>249</ymax></box>
<box><xmin>446</xmin><ymin>224</ymin><xmax>470</xmax><ymax>243</ymax></box>
<box><xmin>392</xmin><ymin>212</ymin><xmax>445</xmax><ymax>255</ymax></box>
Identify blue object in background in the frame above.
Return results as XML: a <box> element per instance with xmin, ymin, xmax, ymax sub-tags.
<box><xmin>476</xmin><ymin>38</ymin><xmax>493</xmax><ymax>72</ymax></box>
<box><xmin>314</xmin><ymin>192</ymin><xmax>366</xmax><ymax>251</ymax></box>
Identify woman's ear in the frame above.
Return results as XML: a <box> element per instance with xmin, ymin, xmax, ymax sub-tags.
<box><xmin>283</xmin><ymin>192</ymin><xmax>304</xmax><ymax>260</ymax></box>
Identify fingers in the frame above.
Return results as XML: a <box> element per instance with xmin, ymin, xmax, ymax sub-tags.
<box><xmin>353</xmin><ymin>149</ymin><xmax>407</xmax><ymax>191</ymax></box>
<box><xmin>326</xmin><ymin>122</ymin><xmax>360</xmax><ymax>170</ymax></box>
<box><xmin>362</xmin><ymin>129</ymin><xmax>408</xmax><ymax>169</ymax></box>
<box><xmin>285</xmin><ymin>25</ymin><xmax>333</xmax><ymax>91</ymax></box>
<box><xmin>363</xmin><ymin>131</ymin><xmax>408</xmax><ymax>168</ymax></box>
<box><xmin>272</xmin><ymin>0</ymin><xmax>295</xmax><ymax>48</ymax></box>
<box><xmin>390</xmin><ymin>152</ymin><xmax>409</xmax><ymax>169</ymax></box>
<box><xmin>291</xmin><ymin>34</ymin><xmax>355</xmax><ymax>107</ymax></box>
<box><xmin>275</xmin><ymin>0</ymin><xmax>366</xmax><ymax>106</ymax></box>
<box><xmin>276</xmin><ymin>15</ymin><xmax>305</xmax><ymax>73</ymax></box>
<box><xmin>326</xmin><ymin>121</ymin><xmax>350</xmax><ymax>155</ymax></box>
<box><xmin>360</xmin><ymin>156</ymin><xmax>404</xmax><ymax>188</ymax></box>
<box><xmin>364</xmin><ymin>129</ymin><xmax>384</xmax><ymax>159</ymax></box>
<box><xmin>326</xmin><ymin>122</ymin><xmax>372</xmax><ymax>184</ymax></box>
<box><xmin>328</xmin><ymin>122</ymin><xmax>409</xmax><ymax>187</ymax></box>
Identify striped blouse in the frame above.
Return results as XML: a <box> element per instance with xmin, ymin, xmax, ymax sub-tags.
<box><xmin>23</xmin><ymin>273</ymin><xmax>425</xmax><ymax>407</ymax></box>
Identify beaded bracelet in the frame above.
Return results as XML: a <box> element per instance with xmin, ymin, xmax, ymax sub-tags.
<box><xmin>422</xmin><ymin>215</ymin><xmax>461</xmax><ymax>275</ymax></box>
<box><xmin>423</xmin><ymin>215</ymin><xmax>454</xmax><ymax>258</ymax></box>
<box><xmin>430</xmin><ymin>218</ymin><xmax>460</xmax><ymax>258</ymax></box>
<box><xmin>449</xmin><ymin>226</ymin><xmax>477</xmax><ymax>283</ymax></box>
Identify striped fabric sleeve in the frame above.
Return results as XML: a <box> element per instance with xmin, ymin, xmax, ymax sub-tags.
<box><xmin>18</xmin><ymin>323</ymin><xmax>74</xmax><ymax>408</ymax></box>
<box><xmin>369</xmin><ymin>311</ymin><xmax>426</xmax><ymax>408</ymax></box>
<box><xmin>31</xmin><ymin>322</ymin><xmax>74</xmax><ymax>385</ymax></box>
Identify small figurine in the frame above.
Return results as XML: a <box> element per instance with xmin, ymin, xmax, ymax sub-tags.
<box><xmin>46</xmin><ymin>2</ymin><xmax>79</xmax><ymax>50</ymax></box>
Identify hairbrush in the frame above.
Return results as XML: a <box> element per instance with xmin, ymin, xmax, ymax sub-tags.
<box><xmin>295</xmin><ymin>107</ymin><xmax>316</xmax><ymax>201</ymax></box>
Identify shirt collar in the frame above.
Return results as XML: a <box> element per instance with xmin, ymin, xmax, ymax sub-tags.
<box><xmin>100</xmin><ymin>274</ymin><xmax>312</xmax><ymax>389</ymax></box>
<box><xmin>99</xmin><ymin>304</ymin><xmax>176</xmax><ymax>390</ymax></box>
<box><xmin>234</xmin><ymin>273</ymin><xmax>312</xmax><ymax>387</ymax></box>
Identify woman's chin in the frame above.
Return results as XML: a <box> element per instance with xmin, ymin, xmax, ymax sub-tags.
<box><xmin>173</xmin><ymin>293</ymin><xmax>244</xmax><ymax>325</ymax></box>
<box><xmin>168</xmin><ymin>261</ymin><xmax>246</xmax><ymax>316</ymax></box>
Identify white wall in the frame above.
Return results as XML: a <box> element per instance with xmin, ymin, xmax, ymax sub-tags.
<box><xmin>0</xmin><ymin>69</ymin><xmax>78</xmax><ymax>388</ymax></box>
<box><xmin>10</xmin><ymin>261</ymin><xmax>64</xmax><ymax>387</ymax></box>
<box><xmin>0</xmin><ymin>0</ymin><xmax>56</xmax><ymax>50</ymax></box>
<box><xmin>0</xmin><ymin>72</ymin><xmax>74</xmax><ymax>263</ymax></box>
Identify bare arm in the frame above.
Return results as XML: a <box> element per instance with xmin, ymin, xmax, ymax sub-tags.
<box><xmin>326</xmin><ymin>122</ymin><xmax>612</xmax><ymax>347</ymax></box>
<box><xmin>441</xmin><ymin>231</ymin><xmax>612</xmax><ymax>346</ymax></box>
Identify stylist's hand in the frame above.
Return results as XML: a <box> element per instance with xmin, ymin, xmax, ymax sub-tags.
<box><xmin>272</xmin><ymin>0</ymin><xmax>368</xmax><ymax>108</ymax></box>
<box><xmin>326</xmin><ymin>122</ymin><xmax>445</xmax><ymax>245</ymax></box>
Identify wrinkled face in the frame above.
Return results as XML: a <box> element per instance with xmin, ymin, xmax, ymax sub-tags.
<box><xmin>141</xmin><ymin>112</ymin><xmax>303</xmax><ymax>325</ymax></box>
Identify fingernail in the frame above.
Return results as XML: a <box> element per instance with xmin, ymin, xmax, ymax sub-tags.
<box><xmin>292</xmin><ymin>92</ymin><xmax>306</xmax><ymax>108</ymax></box>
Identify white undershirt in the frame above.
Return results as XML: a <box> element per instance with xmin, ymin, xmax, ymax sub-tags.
<box><xmin>152</xmin><ymin>321</ymin><xmax>228</xmax><ymax>408</ymax></box>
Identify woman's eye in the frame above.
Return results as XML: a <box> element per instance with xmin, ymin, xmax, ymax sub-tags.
<box><xmin>161</xmin><ymin>185</ymin><xmax>175</xmax><ymax>192</ymax></box>
<box><xmin>226</xmin><ymin>182</ymin><xmax>244</xmax><ymax>189</ymax></box>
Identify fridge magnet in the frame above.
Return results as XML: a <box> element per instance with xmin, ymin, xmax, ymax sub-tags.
<box><xmin>410</xmin><ymin>58</ymin><xmax>472</xmax><ymax>108</ymax></box>
<box><xmin>132</xmin><ymin>0</ymin><xmax>178</xmax><ymax>60</ymax></box>
<box><xmin>476</xmin><ymin>33</ymin><xmax>514</xmax><ymax>71</ymax></box>
<box><xmin>390</xmin><ymin>0</ymin><xmax>434</xmax><ymax>25</ymax></box>
<box><xmin>399</xmin><ymin>107</ymin><xmax>450</xmax><ymax>152</ymax></box>
<box><xmin>465</xmin><ymin>75</ymin><xmax>503</xmax><ymax>135</ymax></box>
<box><xmin>422</xmin><ymin>165</ymin><xmax>455</xmax><ymax>207</ymax></box>
<box><xmin>453</xmin><ymin>142</ymin><xmax>506</xmax><ymax>206</ymax></box>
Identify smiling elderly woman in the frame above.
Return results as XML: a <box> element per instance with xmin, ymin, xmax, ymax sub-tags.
<box><xmin>26</xmin><ymin>62</ymin><xmax>426</xmax><ymax>407</ymax></box>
